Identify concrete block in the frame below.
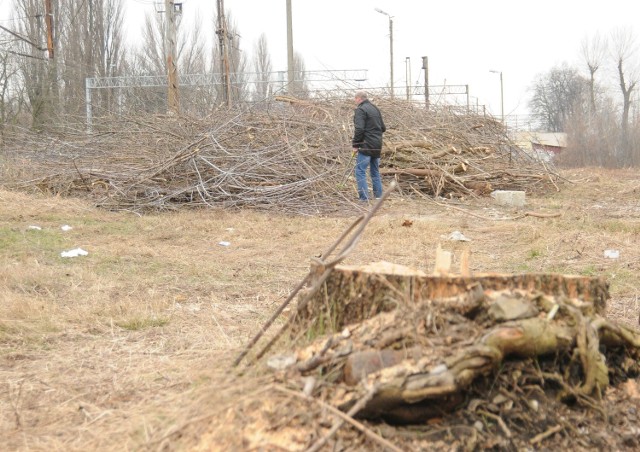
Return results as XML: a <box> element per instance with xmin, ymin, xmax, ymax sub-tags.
<box><xmin>492</xmin><ymin>190</ymin><xmax>526</xmax><ymax>207</ymax></box>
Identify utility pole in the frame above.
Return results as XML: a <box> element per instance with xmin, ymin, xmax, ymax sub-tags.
<box><xmin>389</xmin><ymin>16</ymin><xmax>394</xmax><ymax>97</ymax></box>
<box><xmin>44</xmin><ymin>0</ymin><xmax>54</xmax><ymax>60</ymax></box>
<box><xmin>216</xmin><ymin>0</ymin><xmax>231</xmax><ymax>106</ymax></box>
<box><xmin>405</xmin><ymin>57</ymin><xmax>411</xmax><ymax>101</ymax></box>
<box><xmin>165</xmin><ymin>0</ymin><xmax>179</xmax><ymax>114</ymax></box>
<box><xmin>43</xmin><ymin>0</ymin><xmax>59</xmax><ymax>121</ymax></box>
<box><xmin>499</xmin><ymin>72</ymin><xmax>504</xmax><ymax>124</ymax></box>
<box><xmin>422</xmin><ymin>56</ymin><xmax>429</xmax><ymax>109</ymax></box>
<box><xmin>286</xmin><ymin>0</ymin><xmax>294</xmax><ymax>91</ymax></box>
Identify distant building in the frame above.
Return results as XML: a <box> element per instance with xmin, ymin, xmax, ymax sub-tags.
<box><xmin>513</xmin><ymin>132</ymin><xmax>567</xmax><ymax>162</ymax></box>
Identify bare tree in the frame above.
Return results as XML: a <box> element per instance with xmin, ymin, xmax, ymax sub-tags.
<box><xmin>9</xmin><ymin>0</ymin><xmax>126</xmax><ymax>128</ymax></box>
<box><xmin>212</xmin><ymin>11</ymin><xmax>248</xmax><ymax>106</ymax></box>
<box><xmin>0</xmin><ymin>50</ymin><xmax>24</xmax><ymax>141</ymax></box>
<box><xmin>178</xmin><ymin>18</ymin><xmax>207</xmax><ymax>75</ymax></box>
<box><xmin>580</xmin><ymin>32</ymin><xmax>608</xmax><ymax>114</ymax></box>
<box><xmin>0</xmin><ymin>52</ymin><xmax>11</xmax><ymax>128</ymax></box>
<box><xmin>229</xmin><ymin>19</ymin><xmax>249</xmax><ymax>103</ymax></box>
<box><xmin>529</xmin><ymin>64</ymin><xmax>590</xmax><ymax>132</ymax></box>
<box><xmin>610</xmin><ymin>27</ymin><xmax>639</xmax><ymax>164</ymax></box>
<box><xmin>290</xmin><ymin>51</ymin><xmax>308</xmax><ymax>97</ymax></box>
<box><xmin>57</xmin><ymin>0</ymin><xmax>126</xmax><ymax>117</ymax></box>
<box><xmin>561</xmin><ymin>93</ymin><xmax>619</xmax><ymax>168</ymax></box>
<box><xmin>253</xmin><ymin>33</ymin><xmax>272</xmax><ymax>101</ymax></box>
<box><xmin>130</xmin><ymin>8</ymin><xmax>209</xmax><ymax>115</ymax></box>
<box><xmin>13</xmin><ymin>0</ymin><xmax>54</xmax><ymax>130</ymax></box>
<box><xmin>135</xmin><ymin>13</ymin><xmax>166</xmax><ymax>75</ymax></box>
<box><xmin>176</xmin><ymin>16</ymin><xmax>210</xmax><ymax>115</ymax></box>
<box><xmin>557</xmin><ymin>28</ymin><xmax>640</xmax><ymax>167</ymax></box>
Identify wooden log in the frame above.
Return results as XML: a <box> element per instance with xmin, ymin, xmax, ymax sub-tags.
<box><xmin>464</xmin><ymin>180</ymin><xmax>493</xmax><ymax>195</ymax></box>
<box><xmin>391</xmin><ymin>140</ymin><xmax>433</xmax><ymax>151</ymax></box>
<box><xmin>380</xmin><ymin>168</ymin><xmax>440</xmax><ymax>177</ymax></box>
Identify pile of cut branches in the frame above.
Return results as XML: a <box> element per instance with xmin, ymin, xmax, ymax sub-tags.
<box><xmin>2</xmin><ymin>97</ymin><xmax>559</xmax><ymax>214</ymax></box>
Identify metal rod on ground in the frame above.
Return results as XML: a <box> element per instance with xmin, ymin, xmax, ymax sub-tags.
<box><xmin>231</xmin><ymin>273</ymin><xmax>312</xmax><ymax>367</ymax></box>
<box><xmin>232</xmin><ymin>207</ymin><xmax>367</xmax><ymax>368</ymax></box>
<box><xmin>251</xmin><ymin>182</ymin><xmax>397</xmax><ymax>364</ymax></box>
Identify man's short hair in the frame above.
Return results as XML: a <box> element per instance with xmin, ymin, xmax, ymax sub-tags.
<box><xmin>355</xmin><ymin>91</ymin><xmax>368</xmax><ymax>100</ymax></box>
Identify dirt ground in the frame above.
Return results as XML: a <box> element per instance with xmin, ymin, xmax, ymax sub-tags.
<box><xmin>1</xmin><ymin>167</ymin><xmax>640</xmax><ymax>451</ymax></box>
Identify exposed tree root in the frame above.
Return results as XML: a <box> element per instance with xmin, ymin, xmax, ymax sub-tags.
<box><xmin>285</xmin><ymin>277</ymin><xmax>640</xmax><ymax>424</ymax></box>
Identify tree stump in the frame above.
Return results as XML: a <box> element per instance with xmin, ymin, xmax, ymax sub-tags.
<box><xmin>296</xmin><ymin>260</ymin><xmax>609</xmax><ymax>336</ymax></box>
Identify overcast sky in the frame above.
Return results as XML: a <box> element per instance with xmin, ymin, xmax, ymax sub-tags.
<box><xmin>1</xmin><ymin>0</ymin><xmax>637</xmax><ymax>118</ymax></box>
<box><xmin>125</xmin><ymin>0</ymin><xmax>637</xmax><ymax>118</ymax></box>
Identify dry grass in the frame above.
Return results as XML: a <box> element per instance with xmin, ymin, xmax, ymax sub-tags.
<box><xmin>1</xmin><ymin>167</ymin><xmax>640</xmax><ymax>450</ymax></box>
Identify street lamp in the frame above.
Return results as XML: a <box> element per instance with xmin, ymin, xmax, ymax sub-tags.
<box><xmin>375</xmin><ymin>8</ymin><xmax>394</xmax><ymax>98</ymax></box>
<box><xmin>489</xmin><ymin>70</ymin><xmax>504</xmax><ymax>124</ymax></box>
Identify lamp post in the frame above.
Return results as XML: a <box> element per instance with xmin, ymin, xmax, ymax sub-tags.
<box><xmin>489</xmin><ymin>70</ymin><xmax>504</xmax><ymax>124</ymax></box>
<box><xmin>375</xmin><ymin>8</ymin><xmax>394</xmax><ymax>98</ymax></box>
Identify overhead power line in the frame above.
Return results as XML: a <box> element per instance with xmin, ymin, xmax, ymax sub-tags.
<box><xmin>0</xmin><ymin>24</ymin><xmax>46</xmax><ymax>51</ymax></box>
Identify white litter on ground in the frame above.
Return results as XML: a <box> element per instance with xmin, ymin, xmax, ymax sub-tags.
<box><xmin>604</xmin><ymin>249</ymin><xmax>620</xmax><ymax>259</ymax></box>
<box><xmin>446</xmin><ymin>231</ymin><xmax>471</xmax><ymax>242</ymax></box>
<box><xmin>61</xmin><ymin>248</ymin><xmax>88</xmax><ymax>258</ymax></box>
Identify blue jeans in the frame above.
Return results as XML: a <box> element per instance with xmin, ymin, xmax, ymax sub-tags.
<box><xmin>355</xmin><ymin>152</ymin><xmax>382</xmax><ymax>201</ymax></box>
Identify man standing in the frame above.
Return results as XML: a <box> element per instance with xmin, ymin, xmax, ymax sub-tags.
<box><xmin>352</xmin><ymin>91</ymin><xmax>386</xmax><ymax>202</ymax></box>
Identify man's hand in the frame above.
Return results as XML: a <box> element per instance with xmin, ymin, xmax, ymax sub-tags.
<box><xmin>352</xmin><ymin>148</ymin><xmax>358</xmax><ymax>156</ymax></box>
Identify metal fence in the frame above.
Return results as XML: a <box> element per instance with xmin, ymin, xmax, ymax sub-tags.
<box><xmin>85</xmin><ymin>69</ymin><xmax>541</xmax><ymax>132</ymax></box>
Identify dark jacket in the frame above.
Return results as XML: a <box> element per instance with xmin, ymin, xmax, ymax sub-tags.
<box><xmin>352</xmin><ymin>99</ymin><xmax>386</xmax><ymax>157</ymax></box>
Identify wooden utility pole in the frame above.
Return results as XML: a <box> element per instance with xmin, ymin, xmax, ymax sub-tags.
<box><xmin>286</xmin><ymin>0</ymin><xmax>294</xmax><ymax>91</ymax></box>
<box><xmin>43</xmin><ymin>0</ymin><xmax>59</xmax><ymax>122</ymax></box>
<box><xmin>165</xmin><ymin>0</ymin><xmax>179</xmax><ymax>114</ymax></box>
<box><xmin>388</xmin><ymin>16</ymin><xmax>394</xmax><ymax>98</ymax></box>
<box><xmin>405</xmin><ymin>57</ymin><xmax>411</xmax><ymax>101</ymax></box>
<box><xmin>422</xmin><ymin>56</ymin><xmax>429</xmax><ymax>110</ymax></box>
<box><xmin>44</xmin><ymin>0</ymin><xmax>54</xmax><ymax>59</ymax></box>
<box><xmin>216</xmin><ymin>0</ymin><xmax>231</xmax><ymax>106</ymax></box>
